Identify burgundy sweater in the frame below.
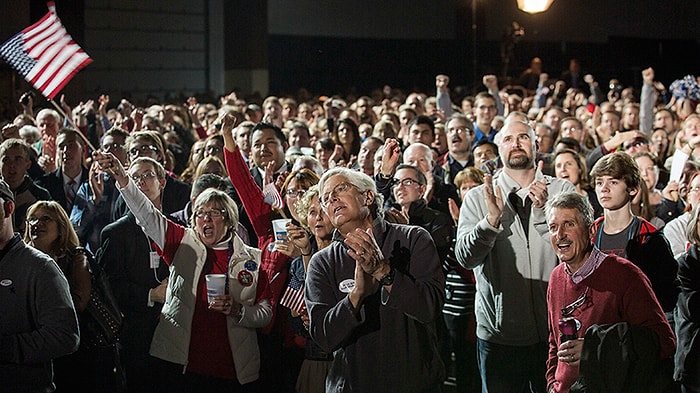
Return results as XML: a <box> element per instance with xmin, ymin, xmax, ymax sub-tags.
<box><xmin>546</xmin><ymin>252</ymin><xmax>675</xmax><ymax>392</ymax></box>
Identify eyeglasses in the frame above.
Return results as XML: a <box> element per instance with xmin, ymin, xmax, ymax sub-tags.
<box><xmin>448</xmin><ymin>126</ymin><xmax>472</xmax><ymax>135</ymax></box>
<box><xmin>286</xmin><ymin>189</ymin><xmax>306</xmax><ymax>198</ymax></box>
<box><xmin>391</xmin><ymin>178</ymin><xmax>422</xmax><ymax>189</ymax></box>
<box><xmin>129</xmin><ymin>145</ymin><xmax>159</xmax><ymax>156</ymax></box>
<box><xmin>624</xmin><ymin>141</ymin><xmax>647</xmax><ymax>150</ymax></box>
<box><xmin>102</xmin><ymin>143</ymin><xmax>124</xmax><ymax>152</ymax></box>
<box><xmin>130</xmin><ymin>171</ymin><xmax>157</xmax><ymax>183</ymax></box>
<box><xmin>26</xmin><ymin>215</ymin><xmax>53</xmax><ymax>225</ymax></box>
<box><xmin>561</xmin><ymin>287</ymin><xmax>589</xmax><ymax>317</ymax></box>
<box><xmin>194</xmin><ymin>209</ymin><xmax>226</xmax><ymax>219</ymax></box>
<box><xmin>321</xmin><ymin>182</ymin><xmax>358</xmax><ymax>207</ymax></box>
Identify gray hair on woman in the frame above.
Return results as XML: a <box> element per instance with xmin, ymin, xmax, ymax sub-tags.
<box><xmin>318</xmin><ymin>167</ymin><xmax>384</xmax><ymax>219</ymax></box>
<box><xmin>190</xmin><ymin>188</ymin><xmax>240</xmax><ymax>230</ymax></box>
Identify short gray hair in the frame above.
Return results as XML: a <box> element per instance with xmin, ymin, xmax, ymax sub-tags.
<box><xmin>318</xmin><ymin>167</ymin><xmax>384</xmax><ymax>219</ymax></box>
<box><xmin>190</xmin><ymin>188</ymin><xmax>240</xmax><ymax>230</ymax></box>
<box><xmin>544</xmin><ymin>191</ymin><xmax>594</xmax><ymax>228</ymax></box>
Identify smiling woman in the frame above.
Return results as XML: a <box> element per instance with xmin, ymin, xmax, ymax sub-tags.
<box><xmin>92</xmin><ymin>150</ymin><xmax>272</xmax><ymax>391</ymax></box>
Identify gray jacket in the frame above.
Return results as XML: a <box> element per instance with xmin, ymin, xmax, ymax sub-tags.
<box><xmin>456</xmin><ymin>169</ymin><xmax>574</xmax><ymax>345</ymax></box>
<box><xmin>305</xmin><ymin>218</ymin><xmax>445</xmax><ymax>393</ymax></box>
<box><xmin>0</xmin><ymin>235</ymin><xmax>80</xmax><ymax>392</ymax></box>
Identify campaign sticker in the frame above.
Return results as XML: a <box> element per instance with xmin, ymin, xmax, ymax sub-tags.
<box><xmin>244</xmin><ymin>260</ymin><xmax>257</xmax><ymax>271</ymax></box>
<box><xmin>238</xmin><ymin>270</ymin><xmax>254</xmax><ymax>287</ymax></box>
<box><xmin>0</xmin><ymin>279</ymin><xmax>12</xmax><ymax>287</ymax></box>
<box><xmin>338</xmin><ymin>279</ymin><xmax>355</xmax><ymax>293</ymax></box>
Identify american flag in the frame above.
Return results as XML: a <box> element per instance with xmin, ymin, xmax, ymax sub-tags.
<box><xmin>280</xmin><ymin>273</ymin><xmax>305</xmax><ymax>314</ymax></box>
<box><xmin>0</xmin><ymin>2</ymin><xmax>92</xmax><ymax>99</ymax></box>
<box><xmin>262</xmin><ymin>182</ymin><xmax>285</xmax><ymax>210</ymax></box>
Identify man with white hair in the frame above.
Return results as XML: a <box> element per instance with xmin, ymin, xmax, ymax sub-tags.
<box><xmin>376</xmin><ymin>139</ymin><xmax>459</xmax><ymax>216</ymax></box>
<box><xmin>456</xmin><ymin>120</ymin><xmax>575</xmax><ymax>393</ymax></box>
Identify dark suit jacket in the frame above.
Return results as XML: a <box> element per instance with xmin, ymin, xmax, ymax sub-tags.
<box><xmin>34</xmin><ymin>166</ymin><xmax>89</xmax><ymax>214</ymax></box>
<box><xmin>98</xmin><ymin>212</ymin><xmax>169</xmax><ymax>363</ymax></box>
<box><xmin>111</xmin><ymin>174</ymin><xmax>191</xmax><ymax>221</ymax></box>
<box><xmin>249</xmin><ymin>161</ymin><xmax>291</xmax><ymax>188</ymax></box>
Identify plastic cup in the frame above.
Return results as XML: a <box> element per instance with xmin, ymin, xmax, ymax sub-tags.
<box><xmin>271</xmin><ymin>219</ymin><xmax>292</xmax><ymax>251</ymax></box>
<box><xmin>205</xmin><ymin>274</ymin><xmax>226</xmax><ymax>302</ymax></box>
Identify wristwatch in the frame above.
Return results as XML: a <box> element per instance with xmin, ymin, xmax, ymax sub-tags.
<box><xmin>378</xmin><ymin>266</ymin><xmax>395</xmax><ymax>286</ymax></box>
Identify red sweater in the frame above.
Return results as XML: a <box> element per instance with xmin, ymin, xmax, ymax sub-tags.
<box><xmin>546</xmin><ymin>252</ymin><xmax>675</xmax><ymax>392</ymax></box>
<box><xmin>224</xmin><ymin>147</ymin><xmax>290</xmax><ymax>332</ymax></box>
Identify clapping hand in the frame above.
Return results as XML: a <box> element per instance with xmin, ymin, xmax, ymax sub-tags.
<box><xmin>483</xmin><ymin>174</ymin><xmax>504</xmax><ymax>227</ymax></box>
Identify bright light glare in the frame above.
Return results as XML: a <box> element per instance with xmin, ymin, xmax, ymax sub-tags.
<box><xmin>517</xmin><ymin>0</ymin><xmax>554</xmax><ymax>14</ymax></box>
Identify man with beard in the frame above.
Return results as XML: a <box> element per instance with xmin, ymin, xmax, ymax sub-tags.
<box><xmin>440</xmin><ymin>114</ymin><xmax>474</xmax><ymax>185</ymax></box>
<box><xmin>455</xmin><ymin>120</ymin><xmax>574</xmax><ymax>393</ymax></box>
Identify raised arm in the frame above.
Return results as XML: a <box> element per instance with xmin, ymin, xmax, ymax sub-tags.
<box><xmin>92</xmin><ymin>151</ymin><xmax>169</xmax><ymax>249</ymax></box>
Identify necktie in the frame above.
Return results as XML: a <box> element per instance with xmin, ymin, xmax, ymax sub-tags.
<box><xmin>66</xmin><ymin>179</ymin><xmax>77</xmax><ymax>205</ymax></box>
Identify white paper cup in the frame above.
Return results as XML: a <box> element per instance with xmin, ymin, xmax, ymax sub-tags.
<box><xmin>271</xmin><ymin>219</ymin><xmax>292</xmax><ymax>251</ymax></box>
<box><xmin>205</xmin><ymin>274</ymin><xmax>226</xmax><ymax>302</ymax></box>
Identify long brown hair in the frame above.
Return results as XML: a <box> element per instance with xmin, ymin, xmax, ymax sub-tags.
<box><xmin>24</xmin><ymin>201</ymin><xmax>79</xmax><ymax>256</ymax></box>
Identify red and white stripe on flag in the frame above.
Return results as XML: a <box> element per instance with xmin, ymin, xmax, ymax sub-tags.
<box><xmin>280</xmin><ymin>273</ymin><xmax>306</xmax><ymax>314</ymax></box>
<box><xmin>0</xmin><ymin>2</ymin><xmax>92</xmax><ymax>99</ymax></box>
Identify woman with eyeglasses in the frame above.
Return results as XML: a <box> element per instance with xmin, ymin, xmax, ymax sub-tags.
<box><xmin>93</xmin><ymin>150</ymin><xmax>272</xmax><ymax>392</ymax></box>
<box><xmin>110</xmin><ymin>130</ymin><xmax>191</xmax><ymax>221</ymax></box>
<box><xmin>24</xmin><ymin>200</ymin><xmax>98</xmax><ymax>391</ymax></box>
<box><xmin>97</xmin><ymin>156</ymin><xmax>170</xmax><ymax>393</ymax></box>
<box><xmin>221</xmin><ymin>113</ymin><xmax>319</xmax><ymax>391</ymax></box>
<box><xmin>664</xmin><ymin>170</ymin><xmax>700</xmax><ymax>258</ymax></box>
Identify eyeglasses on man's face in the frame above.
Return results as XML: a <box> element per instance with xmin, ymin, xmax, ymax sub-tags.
<box><xmin>102</xmin><ymin>143</ymin><xmax>125</xmax><ymax>153</ymax></box>
<box><xmin>391</xmin><ymin>178</ymin><xmax>422</xmax><ymax>189</ymax></box>
<box><xmin>130</xmin><ymin>171</ymin><xmax>157</xmax><ymax>184</ymax></box>
<box><xmin>129</xmin><ymin>144</ymin><xmax>158</xmax><ymax>157</ymax></box>
<box><xmin>321</xmin><ymin>181</ymin><xmax>358</xmax><ymax>207</ymax></box>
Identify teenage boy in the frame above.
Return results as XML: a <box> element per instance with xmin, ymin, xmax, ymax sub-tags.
<box><xmin>589</xmin><ymin>152</ymin><xmax>678</xmax><ymax>315</ymax></box>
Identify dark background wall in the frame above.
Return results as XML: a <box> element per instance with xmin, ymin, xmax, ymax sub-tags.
<box><xmin>1</xmin><ymin>0</ymin><xmax>698</xmax><ymax>108</ymax></box>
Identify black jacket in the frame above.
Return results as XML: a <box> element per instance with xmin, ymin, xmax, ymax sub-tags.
<box><xmin>34</xmin><ymin>166</ymin><xmax>90</xmax><ymax>213</ymax></box>
<box><xmin>675</xmin><ymin>245</ymin><xmax>700</xmax><ymax>388</ymax></box>
<box><xmin>571</xmin><ymin>322</ymin><xmax>675</xmax><ymax>393</ymax></box>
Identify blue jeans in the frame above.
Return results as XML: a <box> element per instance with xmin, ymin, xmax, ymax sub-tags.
<box><xmin>477</xmin><ymin>338</ymin><xmax>547</xmax><ymax>393</ymax></box>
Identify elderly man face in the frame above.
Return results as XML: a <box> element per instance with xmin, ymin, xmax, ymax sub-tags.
<box><xmin>37</xmin><ymin>112</ymin><xmax>59</xmax><ymax>137</ymax></box>
<box><xmin>403</xmin><ymin>144</ymin><xmax>434</xmax><ymax>176</ymax></box>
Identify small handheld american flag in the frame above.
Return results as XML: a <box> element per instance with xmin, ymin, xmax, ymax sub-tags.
<box><xmin>262</xmin><ymin>182</ymin><xmax>285</xmax><ymax>210</ymax></box>
<box><xmin>280</xmin><ymin>273</ymin><xmax>305</xmax><ymax>314</ymax></box>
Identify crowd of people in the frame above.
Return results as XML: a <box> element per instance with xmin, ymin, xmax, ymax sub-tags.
<box><xmin>1</xmin><ymin>57</ymin><xmax>700</xmax><ymax>393</ymax></box>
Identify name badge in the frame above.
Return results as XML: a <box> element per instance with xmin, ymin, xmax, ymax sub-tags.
<box><xmin>149</xmin><ymin>251</ymin><xmax>160</xmax><ymax>269</ymax></box>
<box><xmin>338</xmin><ymin>279</ymin><xmax>355</xmax><ymax>293</ymax></box>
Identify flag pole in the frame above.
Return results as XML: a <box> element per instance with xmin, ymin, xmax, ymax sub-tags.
<box><xmin>48</xmin><ymin>98</ymin><xmax>97</xmax><ymax>153</ymax></box>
